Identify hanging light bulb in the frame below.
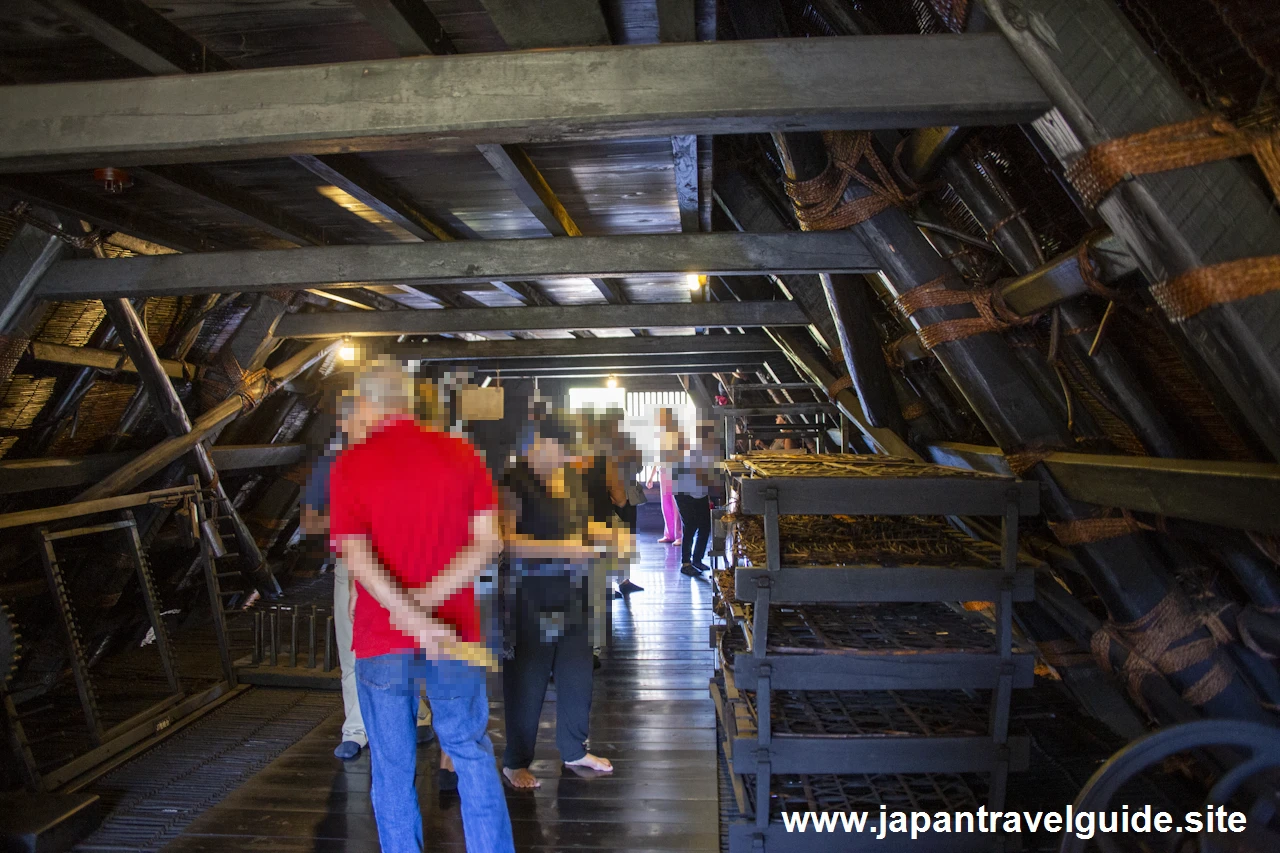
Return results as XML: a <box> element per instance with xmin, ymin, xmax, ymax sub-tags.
<box><xmin>606</xmin><ymin>375</ymin><xmax>618</xmax><ymax>389</ymax></box>
<box><xmin>686</xmin><ymin>273</ymin><xmax>703</xmax><ymax>291</ymax></box>
<box><xmin>339</xmin><ymin>339</ymin><xmax>356</xmax><ymax>362</ymax></box>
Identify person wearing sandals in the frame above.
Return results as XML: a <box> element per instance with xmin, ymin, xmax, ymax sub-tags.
<box><xmin>498</xmin><ymin>416</ymin><xmax>624</xmax><ymax>789</ymax></box>
<box><xmin>649</xmin><ymin>407</ymin><xmax>684</xmax><ymax>546</ymax></box>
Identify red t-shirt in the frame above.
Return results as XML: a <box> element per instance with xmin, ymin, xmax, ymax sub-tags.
<box><xmin>329</xmin><ymin>418</ymin><xmax>497</xmax><ymax>658</ymax></box>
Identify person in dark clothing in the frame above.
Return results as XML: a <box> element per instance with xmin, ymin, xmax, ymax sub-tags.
<box><xmin>674</xmin><ymin>423</ymin><xmax>717</xmax><ymax>575</ymax></box>
<box><xmin>498</xmin><ymin>417</ymin><xmax>616</xmax><ymax>789</ymax></box>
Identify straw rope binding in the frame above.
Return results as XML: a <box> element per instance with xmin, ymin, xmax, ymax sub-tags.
<box><xmin>1150</xmin><ymin>255</ymin><xmax>1280</xmax><ymax>322</ymax></box>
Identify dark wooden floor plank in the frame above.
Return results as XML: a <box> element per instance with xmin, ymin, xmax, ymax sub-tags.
<box><xmin>160</xmin><ymin>532</ymin><xmax>720</xmax><ymax>851</ymax></box>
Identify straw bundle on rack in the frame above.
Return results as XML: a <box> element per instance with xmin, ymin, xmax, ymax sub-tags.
<box><xmin>712</xmin><ymin>566</ymin><xmax>736</xmax><ymax>618</ymax></box>
<box><xmin>731</xmin><ymin>452</ymin><xmax>1001</xmax><ymax>480</ymax></box>
<box><xmin>729</xmin><ymin>513</ymin><xmax>1006</xmax><ymax>568</ymax></box>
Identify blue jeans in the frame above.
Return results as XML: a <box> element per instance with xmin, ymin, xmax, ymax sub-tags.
<box><xmin>356</xmin><ymin>653</ymin><xmax>514</xmax><ymax>853</ymax></box>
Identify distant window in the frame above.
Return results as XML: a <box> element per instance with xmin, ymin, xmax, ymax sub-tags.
<box><xmin>568</xmin><ymin>386</ymin><xmax>626</xmax><ymax>411</ymax></box>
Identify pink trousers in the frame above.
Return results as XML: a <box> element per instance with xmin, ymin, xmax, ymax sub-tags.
<box><xmin>660</xmin><ymin>482</ymin><xmax>682</xmax><ymax>541</ymax></box>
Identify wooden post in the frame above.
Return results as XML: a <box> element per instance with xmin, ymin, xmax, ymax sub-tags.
<box><xmin>100</xmin><ymin>298</ymin><xmax>277</xmax><ymax>592</ymax></box>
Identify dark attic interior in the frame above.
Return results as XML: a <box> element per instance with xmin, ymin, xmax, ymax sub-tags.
<box><xmin>0</xmin><ymin>1</ymin><xmax>1279</xmax><ymax>851</ymax></box>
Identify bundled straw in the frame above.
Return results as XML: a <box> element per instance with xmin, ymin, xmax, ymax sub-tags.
<box><xmin>730</xmin><ymin>513</ymin><xmax>1006</xmax><ymax>568</ymax></box>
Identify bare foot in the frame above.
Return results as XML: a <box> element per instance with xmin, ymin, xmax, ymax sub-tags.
<box><xmin>503</xmin><ymin>767</ymin><xmax>541</xmax><ymax>789</ymax></box>
<box><xmin>441</xmin><ymin>753</ymin><xmax>454</xmax><ymax>772</ymax></box>
<box><xmin>564</xmin><ymin>753</ymin><xmax>613</xmax><ymax>773</ymax></box>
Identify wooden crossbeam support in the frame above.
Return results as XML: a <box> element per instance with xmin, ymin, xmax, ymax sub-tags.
<box><xmin>0</xmin><ymin>37</ymin><xmax>1049</xmax><ymax>173</ymax></box>
<box><xmin>466</xmin><ymin>355</ymin><xmax>772</xmax><ymax>374</ymax></box>
<box><xmin>655</xmin><ymin>1</ymin><xmax>704</xmax><ymax>235</ymax></box>
<box><xmin>38</xmin><ymin>232</ymin><xmax>876</xmax><ymax>300</ymax></box>
<box><xmin>135</xmin><ymin>165</ymin><xmax>332</xmax><ymax>248</ymax></box>
<box><xmin>290</xmin><ymin>154</ymin><xmax>458</xmax><ymax>244</ymax></box>
<box><xmin>926</xmin><ymin>442</ymin><xmax>1280</xmax><ymax>536</ymax></box>
<box><xmin>77</xmin><ymin>339</ymin><xmax>337</xmax><ymax>502</ymax></box>
<box><xmin>0</xmin><ymin>444</ymin><xmax>306</xmax><ymax>495</ymax></box>
<box><xmin>392</xmin><ymin>331</ymin><xmax>777</xmax><ymax>360</ymax></box>
<box><xmin>282</xmin><ymin>301</ymin><xmax>806</xmax><ymax>338</ymax></box>
<box><xmin>480</xmin><ymin>0</ymin><xmax>612</xmax><ymax>49</ymax></box>
<box><xmin>340</xmin><ymin>3</ymin><xmax>561</xmax><ymax>314</ymax></box>
<box><xmin>30</xmin><ymin>341</ymin><xmax>195</xmax><ymax>379</ymax></box>
<box><xmin>0</xmin><ymin>175</ymin><xmax>225</xmax><ymax>253</ymax></box>
<box><xmin>477</xmin><ymin>144</ymin><xmax>579</xmax><ymax>239</ymax></box>
<box><xmin>352</xmin><ymin>0</ymin><xmax>458</xmax><ymax>56</ymax></box>
<box><xmin>0</xmin><ymin>213</ymin><xmax>66</xmax><ymax>338</ymax></box>
<box><xmin>36</xmin><ymin>0</ymin><xmax>234</xmax><ymax>75</ymax></box>
<box><xmin>100</xmin><ymin>298</ymin><xmax>273</xmax><ymax>585</ymax></box>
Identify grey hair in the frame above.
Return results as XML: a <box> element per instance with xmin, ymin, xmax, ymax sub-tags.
<box><xmin>354</xmin><ymin>358</ymin><xmax>415</xmax><ymax>414</ymax></box>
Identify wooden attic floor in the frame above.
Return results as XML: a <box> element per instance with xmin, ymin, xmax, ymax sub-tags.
<box><xmin>90</xmin><ymin>511</ymin><xmax>721</xmax><ymax>852</ymax></box>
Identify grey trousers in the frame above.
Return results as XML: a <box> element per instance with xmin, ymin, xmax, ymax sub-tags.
<box><xmin>501</xmin><ymin>574</ymin><xmax>594</xmax><ymax>768</ymax></box>
<box><xmin>334</xmin><ymin>559</ymin><xmax>429</xmax><ymax>747</ymax></box>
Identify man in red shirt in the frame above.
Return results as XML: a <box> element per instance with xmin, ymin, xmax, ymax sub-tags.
<box><xmin>330</xmin><ymin>361</ymin><xmax>513</xmax><ymax>853</ymax></box>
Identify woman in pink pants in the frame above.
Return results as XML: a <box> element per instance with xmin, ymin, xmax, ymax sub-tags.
<box><xmin>650</xmin><ymin>408</ymin><xmax>683</xmax><ymax>545</ymax></box>
<box><xmin>656</xmin><ymin>466</ymin><xmax>681</xmax><ymax>544</ymax></box>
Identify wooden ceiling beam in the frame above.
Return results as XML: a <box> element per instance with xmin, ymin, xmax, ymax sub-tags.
<box><xmin>480</xmin><ymin>0</ymin><xmax>612</xmax><ymax>49</ymax></box>
<box><xmin>36</xmin><ymin>0</ymin><xmax>234</xmax><ymax>76</ymax></box>
<box><xmin>390</xmin><ymin>331</ymin><xmax>777</xmax><ymax>359</ymax></box>
<box><xmin>465</xmin><ymin>354</ymin><xmax>770</xmax><ymax>372</ymax></box>
<box><xmin>0</xmin><ymin>37</ymin><xmax>1049</xmax><ymax>173</ymax></box>
<box><xmin>135</xmin><ymin>164</ymin><xmax>332</xmax><ymax>248</ymax></box>
<box><xmin>0</xmin><ymin>443</ymin><xmax>305</xmax><ymax>495</ymax></box>
<box><xmin>351</xmin><ymin>0</ymin><xmax>458</xmax><ymax>56</ymax></box>
<box><xmin>35</xmin><ymin>0</ymin><xmax>468</xmax><ymax>264</ymax></box>
<box><xmin>38</xmin><ymin>231</ymin><xmax>876</xmax><ymax>299</ymax></box>
<box><xmin>280</xmin><ymin>302</ymin><xmax>805</xmax><ymax>338</ymax></box>
<box><xmin>345</xmin><ymin>1</ymin><xmax>567</xmax><ymax>315</ymax></box>
<box><xmin>0</xmin><ymin>175</ymin><xmax>226</xmax><ymax>253</ymax></box>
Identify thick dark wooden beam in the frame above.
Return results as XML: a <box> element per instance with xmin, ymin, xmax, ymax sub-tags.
<box><xmin>290</xmin><ymin>154</ymin><xmax>459</xmax><ymax>243</ymax></box>
<box><xmin>0</xmin><ymin>444</ymin><xmax>306</xmax><ymax>495</ymax></box>
<box><xmin>393</xmin><ymin>331</ymin><xmax>776</xmax><ymax>360</ymax></box>
<box><xmin>985</xmin><ymin>0</ymin><xmax>1280</xmax><ymax>459</ymax></box>
<box><xmin>30</xmin><ymin>341</ymin><xmax>194</xmax><ymax>378</ymax></box>
<box><xmin>352</xmin><ymin>0</ymin><xmax>458</xmax><ymax>56</ymax></box>
<box><xmin>0</xmin><ymin>176</ymin><xmax>226</xmax><ymax>253</ymax></box>
<box><xmin>281</xmin><ymin>301</ymin><xmax>805</xmax><ymax>338</ymax></box>
<box><xmin>480</xmin><ymin>0</ymin><xmax>612</xmax><ymax>48</ymax></box>
<box><xmin>39</xmin><ymin>232</ymin><xmax>875</xmax><ymax>299</ymax></box>
<box><xmin>652</xmin><ymin>1</ymin><xmax>703</xmax><ymax>235</ymax></box>
<box><xmin>671</xmin><ymin>134</ymin><xmax>700</xmax><ymax>233</ymax></box>
<box><xmin>0</xmin><ymin>37</ymin><xmax>1048</xmax><ymax>173</ymax></box>
<box><xmin>926</xmin><ymin>442</ymin><xmax>1280</xmax><ymax>536</ymax></box>
<box><xmin>0</xmin><ymin>215</ymin><xmax>66</xmax><ymax>336</ymax></box>
<box><xmin>473</xmin><ymin>143</ymin><xmax>629</xmax><ymax>306</ymax></box>
<box><xmin>135</xmin><ymin>164</ymin><xmax>332</xmax><ymax>247</ymax></box>
<box><xmin>467</xmin><ymin>353</ymin><xmax>770</xmax><ymax>373</ymax></box>
<box><xmin>477</xmin><ymin>144</ymin><xmax>579</xmax><ymax>238</ymax></box>
<box><xmin>344</xmin><ymin>3</ymin><xmax>564</xmax><ymax>312</ymax></box>
<box><xmin>37</xmin><ymin>0</ymin><xmax>234</xmax><ymax>75</ymax></box>
<box><xmin>102</xmin><ymin>298</ymin><xmax>272</xmax><ymax>583</ymax></box>
<box><xmin>35</xmin><ymin>0</ymin><xmax>479</xmax><ymax>258</ymax></box>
